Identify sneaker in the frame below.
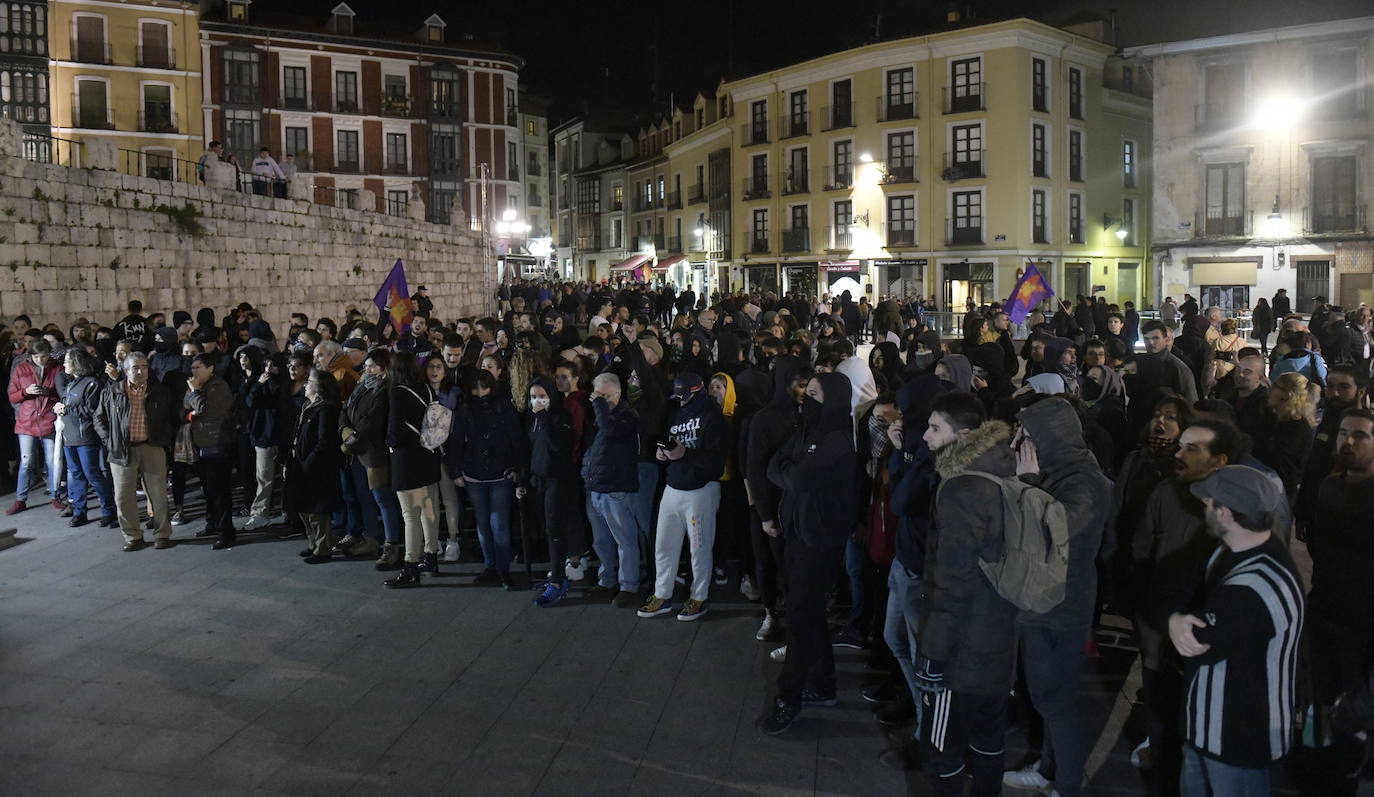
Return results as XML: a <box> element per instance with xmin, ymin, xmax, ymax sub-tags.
<box><xmin>232</xmin><ymin>507</ymin><xmax>249</xmax><ymax>518</ymax></box>
<box><xmin>769</xmin><ymin>645</ymin><xmax>787</xmax><ymax>662</ymax></box>
<box><xmin>534</xmin><ymin>578</ymin><xmax>570</xmax><ymax>607</ymax></box>
<box><xmin>677</xmin><ymin>599</ymin><xmax>707</xmax><ymax>622</ymax></box>
<box><xmin>760</xmin><ymin>699</ymin><xmax>801</xmax><ymax>735</ymax></box>
<box><xmin>756</xmin><ymin>613</ymin><xmax>777</xmax><ymax>641</ymax></box>
<box><xmin>441</xmin><ymin>540</ymin><xmax>461</xmax><ymax>563</ymax></box>
<box><xmin>637</xmin><ymin>596</ymin><xmax>674</xmax><ymax>618</ymax></box>
<box><xmin>1130</xmin><ymin>738</ymin><xmax>1152</xmax><ymax>770</ymax></box>
<box><xmin>612</xmin><ymin>591</ymin><xmax>639</xmax><ymax>609</ymax></box>
<box><xmin>170</xmin><ymin>509</ymin><xmax>185</xmax><ymax>525</ymax></box>
<box><xmin>713</xmin><ymin>567</ymin><xmax>727</xmax><ymax>586</ymax></box>
<box><xmin>674</xmin><ymin>572</ymin><xmax>687</xmax><ymax>586</ymax></box>
<box><xmin>499</xmin><ymin>571</ymin><xmax>517</xmax><ymax>591</ymax></box>
<box><xmin>740</xmin><ymin>575</ymin><xmax>761</xmax><ymax>601</ymax></box>
<box><xmin>1003</xmin><ymin>762</ymin><xmax>1050</xmax><ymax>791</ymax></box>
<box><xmin>333</xmin><ymin>534</ymin><xmax>358</xmax><ymax>553</ymax></box>
<box><xmin>5</xmin><ymin>500</ymin><xmax>26</xmax><ymax>515</ymax></box>
<box><xmin>831</xmin><ymin>628</ymin><xmax>865</xmax><ymax>649</ymax></box>
<box><xmin>800</xmin><ymin>687</ymin><xmax>837</xmax><ymax>707</ymax></box>
<box><xmin>564</xmin><ymin>559</ymin><xmax>586</xmax><ymax>581</ymax></box>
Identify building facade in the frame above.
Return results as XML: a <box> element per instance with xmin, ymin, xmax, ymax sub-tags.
<box><xmin>712</xmin><ymin>16</ymin><xmax>1151</xmax><ymax>308</ymax></box>
<box><xmin>1127</xmin><ymin>16</ymin><xmax>1374</xmax><ymax>313</ymax></box>
<box><xmin>47</xmin><ymin>0</ymin><xmax>204</xmax><ymax>174</ymax></box>
<box><xmin>517</xmin><ymin>89</ymin><xmax>549</xmax><ymax>238</ymax></box>
<box><xmin>552</xmin><ymin>115</ymin><xmax>635</xmax><ymax>280</ymax></box>
<box><xmin>1</xmin><ymin>0</ymin><xmax>51</xmax><ymax>140</ymax></box>
<box><xmin>658</xmin><ymin>90</ymin><xmax>733</xmax><ymax>296</ymax></box>
<box><xmin>199</xmin><ymin>1</ymin><xmax>522</xmax><ymax>223</ymax></box>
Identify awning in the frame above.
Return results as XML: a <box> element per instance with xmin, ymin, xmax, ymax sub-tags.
<box><xmin>653</xmin><ymin>255</ymin><xmax>687</xmax><ymax>271</ymax></box>
<box><xmin>610</xmin><ymin>253</ymin><xmax>651</xmax><ymax>272</ymax></box>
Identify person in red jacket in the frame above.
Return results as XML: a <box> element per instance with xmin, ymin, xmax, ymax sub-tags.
<box><xmin>6</xmin><ymin>339</ymin><xmax>65</xmax><ymax>515</ymax></box>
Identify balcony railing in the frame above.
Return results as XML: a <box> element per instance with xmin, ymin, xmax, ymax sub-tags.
<box><xmin>576</xmin><ymin>235</ymin><xmax>602</xmax><ymax>250</ymax></box>
<box><xmin>381</xmin><ymin>94</ymin><xmax>417</xmax><ymax>117</ymax></box>
<box><xmin>667</xmin><ymin>235</ymin><xmax>682</xmax><ymax>253</ymax></box>
<box><xmin>382</xmin><ymin>160</ymin><xmax>410</xmax><ymax>175</ymax></box>
<box><xmin>741</xmin><ymin>122</ymin><xmax>769</xmax><ymax>146</ymax></box>
<box><xmin>509</xmin><ymin>164</ymin><xmax>520</xmax><ymax>181</ymax></box>
<box><xmin>333</xmin><ymin>94</ymin><xmax>363</xmax><ymax>114</ymax></box>
<box><xmin>633</xmin><ymin>196</ymin><xmax>657</xmax><ymax>212</ymax></box>
<box><xmin>429</xmin><ymin>99</ymin><xmax>463</xmax><ymax>120</ymax></box>
<box><xmin>665</xmin><ymin>190</ymin><xmax>682</xmax><ymax>210</ymax></box>
<box><xmin>1069</xmin><ymin>222</ymin><xmax>1084</xmax><ymax>245</ymax></box>
<box><xmin>822</xmin><ymin>165</ymin><xmax>853</xmax><ymax>191</ymax></box>
<box><xmin>946</xmin><ymin>218</ymin><xmax>984</xmax><ymax>245</ymax></box>
<box><xmin>1032</xmin><ymin>89</ymin><xmax>1048</xmax><ymax>113</ymax></box>
<box><xmin>281</xmin><ymin>93</ymin><xmax>313</xmax><ymax>111</ymax></box>
<box><xmin>1069</xmin><ymin>158</ymin><xmax>1084</xmax><ymax>182</ymax></box>
<box><xmin>527</xmin><ymin>160</ymin><xmax>542</xmax><ymax>177</ymax></box>
<box><xmin>886</xmin><ymin>224</ymin><xmax>917</xmax><ymax>248</ymax></box>
<box><xmin>527</xmin><ymin>188</ymin><xmax>542</xmax><ymax>207</ymax></box>
<box><xmin>335</xmin><ymin>159</ymin><xmax>360</xmax><ymax>174</ymax></box>
<box><xmin>1195</xmin><ymin>210</ymin><xmax>1252</xmax><ymax>239</ymax></box>
<box><xmin>780</xmin><ymin>112</ymin><xmax>811</xmax><ymax>138</ymax></box>
<box><xmin>70</xmin><ymin>38</ymin><xmax>111</xmax><ymax>65</ymax></box>
<box><xmin>557</xmin><ymin>194</ymin><xmax>570</xmax><ymax>210</ymax></box>
<box><xmin>136</xmin><ymin>45</ymin><xmax>174</xmax><ymax>70</ymax></box>
<box><xmin>943</xmin><ymin>83</ymin><xmax>987</xmax><ymax>114</ymax></box>
<box><xmin>634</xmin><ymin>235</ymin><xmax>655</xmax><ymax>251</ymax></box>
<box><xmin>507</xmin><ymin>105</ymin><xmax>518</xmax><ymax>127</ymax></box>
<box><xmin>781</xmin><ymin>169</ymin><xmax>809</xmax><ymax>195</ymax></box>
<box><xmin>1305</xmin><ymin>204</ymin><xmax>1367</xmax><ymax>234</ymax></box>
<box><xmin>877</xmin><ymin>93</ymin><xmax>918</xmax><ymax>122</ymax></box>
<box><xmin>687</xmin><ymin>183</ymin><xmax>705</xmax><ymax>204</ymax></box>
<box><xmin>70</xmin><ymin>97</ymin><xmax>113</xmax><ymax>130</ymax></box>
<box><xmin>224</xmin><ymin>84</ymin><xmax>259</xmax><ymax>106</ymax></box>
<box><xmin>881</xmin><ymin>156</ymin><xmax>918</xmax><ymax>184</ymax></box>
<box><xmin>1033</xmin><ymin>157</ymin><xmax>1049</xmax><ymax>178</ymax></box>
<box><xmin>742</xmin><ymin>175</ymin><xmax>772</xmax><ymax>201</ymax></box>
<box><xmin>138</xmin><ymin>109</ymin><xmax>177</xmax><ymax>133</ymax></box>
<box><xmin>1033</xmin><ymin>223</ymin><xmax>1049</xmax><ymax>244</ymax></box>
<box><xmin>654</xmin><ymin>233</ymin><xmax>666</xmax><ymax>250</ymax></box>
<box><xmin>576</xmin><ymin>202</ymin><xmax>602</xmax><ymax>215</ymax></box>
<box><xmin>750</xmin><ymin>236</ymin><xmax>771</xmax><ymax>254</ymax></box>
<box><xmin>826</xmin><ymin>225</ymin><xmax>852</xmax><ymax>250</ymax></box>
<box><xmin>823</xmin><ymin>104</ymin><xmax>854</xmax><ymax>130</ymax></box>
<box><xmin>782</xmin><ymin>228</ymin><xmax>811</xmax><ymax>252</ymax></box>
<box><xmin>942</xmin><ymin>151</ymin><xmax>985</xmax><ymax>180</ymax></box>
<box><xmin>609</xmin><ymin>200</ymin><xmax>624</xmax><ymax>211</ymax></box>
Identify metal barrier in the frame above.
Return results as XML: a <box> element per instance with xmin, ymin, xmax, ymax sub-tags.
<box><xmin>119</xmin><ymin>148</ymin><xmax>202</xmax><ymax>186</ymax></box>
<box><xmin>20</xmin><ymin>131</ymin><xmax>82</xmax><ymax>167</ymax></box>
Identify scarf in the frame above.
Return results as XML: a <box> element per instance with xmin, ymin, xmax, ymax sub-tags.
<box><xmin>866</xmin><ymin>412</ymin><xmax>892</xmax><ymax>478</ymax></box>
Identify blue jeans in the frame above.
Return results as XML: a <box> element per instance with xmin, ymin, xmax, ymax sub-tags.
<box><xmin>631</xmin><ymin>462</ymin><xmax>660</xmax><ymax>552</ymax></box>
<box><xmin>466</xmin><ymin>479</ymin><xmax>514</xmax><ymax>572</ymax></box>
<box><xmin>1022</xmin><ymin>624</ymin><xmax>1089</xmax><ymax>797</ymax></box>
<box><xmin>334</xmin><ymin>460</ymin><xmax>379</xmax><ymax>538</ymax></box>
<box><xmin>1181</xmin><ymin>746</ymin><xmax>1269</xmax><ymax>796</ymax></box>
<box><xmin>588</xmin><ymin>490</ymin><xmax>640</xmax><ymax>592</ymax></box>
<box><xmin>884</xmin><ymin>564</ymin><xmax>923</xmax><ymax>727</ymax></box>
<box><xmin>371</xmin><ymin>486</ymin><xmax>404</xmax><ymax>545</ymax></box>
<box><xmin>16</xmin><ymin>434</ymin><xmax>59</xmax><ymax>502</ymax></box>
<box><xmin>65</xmin><ymin>444</ymin><xmax>115</xmax><ymax>520</ymax></box>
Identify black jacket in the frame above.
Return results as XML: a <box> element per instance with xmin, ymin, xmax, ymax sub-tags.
<box><xmin>387</xmin><ymin>383</ymin><xmax>440</xmax><ymax>490</ymax></box>
<box><xmin>94</xmin><ymin>379</ymin><xmax>179</xmax><ymax>465</ymax></box>
<box><xmin>284</xmin><ymin>401</ymin><xmax>343</xmax><ymax>514</ymax></box>
<box><xmin>889</xmin><ymin>374</ymin><xmax>948</xmax><ymax>573</ymax></box>
<box><xmin>60</xmin><ymin>374</ymin><xmax>105</xmax><ymax>447</ymax></box>
<box><xmin>580</xmin><ymin>397</ymin><xmax>639</xmax><ymax>493</ymax></box>
<box><xmin>526</xmin><ymin>378</ymin><xmax>578</xmax><ymax>482</ymax></box>
<box><xmin>919</xmin><ymin>420</ymin><xmax>1019</xmax><ymax>696</ymax></box>
<box><xmin>452</xmin><ymin>392</ymin><xmax>527</xmax><ymax>483</ymax></box>
<box><xmin>340</xmin><ymin>379</ymin><xmax>390</xmax><ymax>469</ymax></box>
<box><xmin>242</xmin><ymin>374</ymin><xmax>289</xmax><ymax>448</ymax></box>
<box><xmin>767</xmin><ymin>372</ymin><xmax>855</xmax><ymax>548</ymax></box>
<box><xmin>665</xmin><ymin>391</ymin><xmax>725</xmax><ymax>491</ymax></box>
<box><xmin>746</xmin><ymin>356</ymin><xmax>803</xmax><ymax>525</ymax></box>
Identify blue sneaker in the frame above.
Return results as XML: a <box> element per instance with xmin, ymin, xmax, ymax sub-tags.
<box><xmin>534</xmin><ymin>578</ymin><xmax>570</xmax><ymax>607</ymax></box>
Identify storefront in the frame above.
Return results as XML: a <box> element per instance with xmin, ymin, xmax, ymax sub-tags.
<box><xmin>941</xmin><ymin>261</ymin><xmax>995</xmax><ymax>310</ymax></box>
<box><xmin>874</xmin><ymin>258</ymin><xmax>927</xmax><ymax>300</ymax></box>
<box><xmin>782</xmin><ymin>263</ymin><xmax>819</xmax><ymax>296</ymax></box>
<box><xmin>822</xmin><ymin>260</ymin><xmax>866</xmax><ymax>300</ymax></box>
<box><xmin>743</xmin><ymin>263</ymin><xmax>778</xmax><ymax>294</ymax></box>
<box><xmin>689</xmin><ymin>259</ymin><xmax>712</xmax><ymax>298</ymax></box>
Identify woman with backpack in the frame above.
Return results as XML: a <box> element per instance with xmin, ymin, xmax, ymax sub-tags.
<box><xmin>383</xmin><ymin>351</ymin><xmax>441</xmax><ymax>588</ymax></box>
<box><xmin>424</xmin><ymin>355</ymin><xmax>465</xmax><ymax>564</ymax></box>
<box><xmin>450</xmin><ymin>368</ymin><xmax>528</xmax><ymax>590</ymax></box>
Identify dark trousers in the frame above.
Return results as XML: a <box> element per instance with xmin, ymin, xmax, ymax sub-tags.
<box><xmin>776</xmin><ymin>538</ymin><xmax>842</xmax><ymax>704</ymax></box>
<box><xmin>712</xmin><ymin>477</ymin><xmax>750</xmax><ymax>575</ymax></box>
<box><xmin>235</xmin><ymin>435</ymin><xmax>255</xmax><ymax>509</ymax></box>
<box><xmin>919</xmin><ymin>689</ymin><xmax>1008</xmax><ymax>797</ymax></box>
<box><xmin>750</xmin><ymin>506</ymin><xmax>787</xmax><ymax>609</ymax></box>
<box><xmin>198</xmin><ymin>455</ymin><xmax>235</xmax><ymax>541</ymax></box>
<box><xmin>1021</xmin><ymin>624</ymin><xmax>1090</xmax><ymax>797</ymax></box>
<box><xmin>533</xmin><ymin>476</ymin><xmax>581</xmax><ymax>576</ymax></box>
<box><xmin>1142</xmin><ymin>666</ymin><xmax>1185</xmax><ymax>797</ymax></box>
<box><xmin>170</xmin><ymin>460</ymin><xmax>189</xmax><ymax>508</ymax></box>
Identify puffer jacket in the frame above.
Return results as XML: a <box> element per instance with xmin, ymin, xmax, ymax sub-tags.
<box><xmin>61</xmin><ymin>374</ymin><xmax>105</xmax><ymax>447</ymax></box>
<box><xmin>580</xmin><ymin>396</ymin><xmax>640</xmax><ymax>493</ymax></box>
<box><xmin>7</xmin><ymin>358</ymin><xmax>60</xmax><ymax>437</ymax></box>
<box><xmin>452</xmin><ymin>392</ymin><xmax>527</xmax><ymax>483</ymax></box>
<box><xmin>919</xmin><ymin>420</ymin><xmax>1019</xmax><ymax>696</ymax></box>
<box><xmin>1016</xmin><ymin>398</ymin><xmax>1112</xmax><ymax>629</ymax></box>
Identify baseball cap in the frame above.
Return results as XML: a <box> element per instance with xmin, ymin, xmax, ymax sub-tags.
<box><xmin>1189</xmin><ymin>465</ymin><xmax>1282</xmax><ymax>516</ymax></box>
<box><xmin>669</xmin><ymin>372</ymin><xmax>703</xmax><ymax>402</ymax></box>
<box><xmin>341</xmin><ymin>338</ymin><xmax>367</xmax><ymax>351</ymax></box>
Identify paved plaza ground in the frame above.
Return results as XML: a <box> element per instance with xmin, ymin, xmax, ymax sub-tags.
<box><xmin>0</xmin><ymin>484</ymin><xmax>1336</xmax><ymax>796</ymax></box>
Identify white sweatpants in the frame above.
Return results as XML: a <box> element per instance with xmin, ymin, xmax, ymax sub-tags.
<box><xmin>652</xmin><ymin>482</ymin><xmax>720</xmax><ymax>603</ymax></box>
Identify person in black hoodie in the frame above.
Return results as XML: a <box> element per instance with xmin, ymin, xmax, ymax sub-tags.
<box><xmin>524</xmin><ymin>377</ymin><xmax>580</xmax><ymax>607</ymax></box>
<box><xmin>450</xmin><ymin>368</ymin><xmax>528</xmax><ymax>590</ymax></box>
<box><xmin>638</xmin><ymin>372</ymin><xmax>726</xmax><ymax>622</ymax></box>
<box><xmin>149</xmin><ymin>326</ymin><xmax>182</xmax><ymax>384</ymax></box>
<box><xmin>240</xmin><ymin>349</ymin><xmax>289</xmax><ymax>531</ymax></box>
<box><xmin>745</xmin><ymin>356</ymin><xmax>809</xmax><ymax>641</ymax></box>
<box><xmin>288</xmin><ymin>369</ymin><xmax>343</xmax><ymax>563</ymax></box>
<box><xmin>761</xmin><ymin>371</ymin><xmax>856</xmax><ymax>735</ymax></box>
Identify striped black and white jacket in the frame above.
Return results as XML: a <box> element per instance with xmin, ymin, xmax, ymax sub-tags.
<box><xmin>1181</xmin><ymin>536</ymin><xmax>1305</xmax><ymax>768</ymax></box>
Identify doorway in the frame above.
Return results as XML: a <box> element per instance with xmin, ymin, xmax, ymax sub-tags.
<box><xmin>1063</xmin><ymin>262</ymin><xmax>1089</xmax><ymax>301</ymax></box>
<box><xmin>1116</xmin><ymin>262</ymin><xmax>1138</xmax><ymax>305</ymax></box>
<box><xmin>942</xmin><ymin>262</ymin><xmax>994</xmax><ymax>310</ymax></box>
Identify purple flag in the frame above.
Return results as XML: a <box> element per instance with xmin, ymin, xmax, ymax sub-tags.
<box><xmin>373</xmin><ymin>259</ymin><xmax>413</xmax><ymax>335</ymax></box>
<box><xmin>1005</xmin><ymin>262</ymin><xmax>1055</xmax><ymax>325</ymax></box>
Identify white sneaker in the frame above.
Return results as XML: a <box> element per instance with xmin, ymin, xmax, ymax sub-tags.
<box><xmin>441</xmin><ymin>541</ymin><xmax>461</xmax><ymax>563</ymax></box>
<box><xmin>755</xmin><ymin>613</ymin><xmax>776</xmax><ymax>641</ymax></box>
<box><xmin>1130</xmin><ymin>738</ymin><xmax>1152</xmax><ymax>769</ymax></box>
<box><xmin>1002</xmin><ymin>762</ymin><xmax>1049</xmax><ymax>791</ymax></box>
<box><xmin>240</xmin><ymin>514</ymin><xmax>270</xmax><ymax>531</ymax></box>
<box><xmin>564</xmin><ymin>559</ymin><xmax>585</xmax><ymax>581</ymax></box>
<box><xmin>740</xmin><ymin>575</ymin><xmax>761</xmax><ymax>601</ymax></box>
<box><xmin>769</xmin><ymin>645</ymin><xmax>787</xmax><ymax>662</ymax></box>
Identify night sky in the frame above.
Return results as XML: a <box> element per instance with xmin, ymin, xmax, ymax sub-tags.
<box><xmin>332</xmin><ymin>0</ymin><xmax>1371</xmax><ymax>123</ymax></box>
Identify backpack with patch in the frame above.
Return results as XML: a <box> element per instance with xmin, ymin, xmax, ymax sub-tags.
<box><xmin>939</xmin><ymin>470</ymin><xmax>1070</xmax><ymax>614</ymax></box>
<box><xmin>401</xmin><ymin>386</ymin><xmax>453</xmax><ymax>451</ymax></box>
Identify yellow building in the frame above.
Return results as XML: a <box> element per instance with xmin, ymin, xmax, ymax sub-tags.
<box><xmin>676</xmin><ymin>15</ymin><xmax>1151</xmax><ymax>309</ymax></box>
<box><xmin>48</xmin><ymin>0</ymin><xmax>204</xmax><ymax>176</ymax></box>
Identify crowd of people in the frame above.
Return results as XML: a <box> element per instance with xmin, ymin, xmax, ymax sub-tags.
<box><xmin>3</xmin><ymin>279</ymin><xmax>1374</xmax><ymax>795</ymax></box>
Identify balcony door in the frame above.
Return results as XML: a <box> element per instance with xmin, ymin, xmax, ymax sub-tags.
<box><xmin>141</xmin><ymin>84</ymin><xmax>173</xmax><ymax>132</ymax></box>
<box><xmin>76</xmin><ymin>79</ymin><xmax>107</xmax><ymax>128</ymax></box>
<box><xmin>140</xmin><ymin>22</ymin><xmax>170</xmax><ymax>68</ymax></box>
<box><xmin>75</xmin><ymin>15</ymin><xmax>105</xmax><ymax>63</ymax></box>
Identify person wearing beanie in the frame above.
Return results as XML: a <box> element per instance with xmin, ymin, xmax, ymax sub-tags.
<box><xmin>172</xmin><ymin>311</ymin><xmax>194</xmax><ymax>341</ymax></box>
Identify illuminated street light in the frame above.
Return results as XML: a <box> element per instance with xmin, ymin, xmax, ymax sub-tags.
<box><xmin>859</xmin><ymin>152</ymin><xmax>874</xmax><ymax>163</ymax></box>
<box><xmin>1253</xmin><ymin>93</ymin><xmax>1305</xmax><ymax>130</ymax></box>
<box><xmin>1115</xmin><ymin>228</ymin><xmax>1129</xmax><ymax>241</ymax></box>
<box><xmin>1264</xmin><ymin>194</ymin><xmax>1287</xmax><ymax>238</ymax></box>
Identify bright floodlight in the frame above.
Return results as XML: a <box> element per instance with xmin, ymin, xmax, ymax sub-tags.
<box><xmin>1253</xmin><ymin>94</ymin><xmax>1304</xmax><ymax>130</ymax></box>
<box><xmin>694</xmin><ymin>227</ymin><xmax>705</xmax><ymax>236</ymax></box>
<box><xmin>501</xmin><ymin>208</ymin><xmax>517</xmax><ymax>221</ymax></box>
<box><xmin>859</xmin><ymin>152</ymin><xmax>874</xmax><ymax>163</ymax></box>
<box><xmin>1264</xmin><ymin>211</ymin><xmax>1287</xmax><ymax>239</ymax></box>
<box><xmin>1115</xmin><ymin>228</ymin><xmax>1128</xmax><ymax>241</ymax></box>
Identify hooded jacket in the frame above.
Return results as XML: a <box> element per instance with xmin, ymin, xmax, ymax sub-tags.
<box><xmin>665</xmin><ymin>388</ymin><xmax>725</xmax><ymax>491</ymax></box>
<box><xmin>746</xmin><ymin>356</ymin><xmax>804</xmax><ymax>525</ymax></box>
<box><xmin>526</xmin><ymin>377</ymin><xmax>577</xmax><ymax>481</ymax></box>
<box><xmin>938</xmin><ymin>353</ymin><xmax>973</xmax><ymax>392</ymax></box>
<box><xmin>1016</xmin><ymin>398</ymin><xmax>1112</xmax><ymax>629</ymax></box>
<box><xmin>150</xmin><ymin>327</ymin><xmax>183</xmax><ymax>383</ymax></box>
<box><xmin>767</xmin><ymin>371</ymin><xmax>856</xmax><ymax>548</ymax></box>
<box><xmin>919</xmin><ymin>420</ymin><xmax>1019</xmax><ymax>696</ymax></box>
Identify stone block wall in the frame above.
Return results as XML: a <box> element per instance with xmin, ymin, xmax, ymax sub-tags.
<box><xmin>0</xmin><ymin>132</ymin><xmax>491</xmax><ymax>333</ymax></box>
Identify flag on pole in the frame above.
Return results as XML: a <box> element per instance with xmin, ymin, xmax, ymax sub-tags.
<box><xmin>373</xmin><ymin>259</ymin><xmax>414</xmax><ymax>336</ymax></box>
<box><xmin>1005</xmin><ymin>261</ymin><xmax>1055</xmax><ymax>325</ymax></box>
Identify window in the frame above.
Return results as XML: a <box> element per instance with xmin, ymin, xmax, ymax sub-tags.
<box><xmin>951</xmin><ymin>123</ymin><xmax>983</xmax><ymax>177</ymax></box>
<box><xmin>506</xmin><ymin>87</ymin><xmax>516</xmax><ymax>125</ymax></box>
<box><xmin>830</xmin><ymin>78</ymin><xmax>853</xmax><ymax>128</ymax></box>
<box><xmin>1313</xmin><ymin>49</ymin><xmax>1360</xmax><ymax>119</ymax></box>
<box><xmin>1121</xmin><ymin>65</ymin><xmax>1134</xmax><ymax>93</ymax></box>
<box><xmin>387</xmin><ymin>189</ymin><xmax>408</xmax><ymax>216</ymax></box>
<box><xmin>1068</xmin><ymin>67</ymin><xmax>1083</xmax><ymax>119</ymax></box>
<box><xmin>887</xmin><ymin>194</ymin><xmax>915</xmax><ymax>246</ymax></box>
<box><xmin>429</xmin><ymin>71</ymin><xmax>460</xmax><ymax>118</ymax></box>
<box><xmin>752</xmin><ymin>208</ymin><xmax>769</xmax><ymax>252</ymax></box>
<box><xmin>657</xmin><ymin>175</ymin><xmax>665</xmax><ymax>201</ymax></box>
<box><xmin>1123</xmin><ymin>139</ymin><xmax>1137</xmax><ymax>188</ymax></box>
<box><xmin>2</xmin><ymin>69</ymin><xmax>50</xmax><ymax>124</ymax></box>
<box><xmin>788</xmin><ymin>90</ymin><xmax>808</xmax><ymax>136</ymax></box>
<box><xmin>335</xmin><ymin>71</ymin><xmax>358</xmax><ymax>112</ymax></box>
<box><xmin>785</xmin><ymin>148</ymin><xmax>808</xmax><ymax>193</ymax></box>
<box><xmin>1032</xmin><ymin>189</ymin><xmax>1048</xmax><ymax>243</ymax></box>
<box><xmin>748</xmin><ymin>153</ymin><xmax>768</xmax><ymax>198</ymax></box>
<box><xmin>749</xmin><ymin>99</ymin><xmax>768</xmax><ymax>144</ymax></box>
<box><xmin>139</xmin><ymin>21</ymin><xmax>171</xmax><ymax>69</ymax></box>
<box><xmin>336</xmin><ymin>129</ymin><xmax>359</xmax><ymax>170</ymax></box>
<box><xmin>1068</xmin><ymin>193</ymin><xmax>1084</xmax><ymax>243</ymax></box>
<box><xmin>75</xmin><ymin>78</ymin><xmax>108</xmax><ymax>128</ymax></box>
<box><xmin>1032</xmin><ymin>123</ymin><xmax>1048</xmax><ymax>177</ymax></box>
<box><xmin>526</xmin><ymin>119</ymin><xmax>536</xmax><ymax>136</ymax></box>
<box><xmin>509</xmin><ymin>141</ymin><xmax>518</xmax><ymax>179</ymax></box>
<box><xmin>1068</xmin><ymin>130</ymin><xmax>1083</xmax><ymax>182</ymax></box>
<box><xmin>949</xmin><ymin>57</ymin><xmax>982</xmax><ymax>113</ymax></box>
<box><xmin>612</xmin><ymin>183</ymin><xmax>624</xmax><ymax>209</ymax></box>
<box><xmin>223</xmin><ymin>49</ymin><xmax>260</xmax><ymax>105</ymax></box>
<box><xmin>785</xmin><ymin>205</ymin><xmax>809</xmax><ymax>250</ymax></box>
<box><xmin>74</xmin><ymin>14</ymin><xmax>107</xmax><ymax>64</ymax></box>
<box><xmin>385</xmin><ymin>132</ymin><xmax>407</xmax><ymax>171</ymax></box>
<box><xmin>283</xmin><ymin>66</ymin><xmax>307</xmax><ymax>108</ymax></box>
<box><xmin>384</xmin><ymin>74</ymin><xmax>406</xmax><ymax>101</ymax></box>
<box><xmin>331</xmin><ymin>9</ymin><xmax>353</xmax><ymax>34</ymax></box>
<box><xmin>831</xmin><ymin>139</ymin><xmax>852</xmax><ymax>188</ymax></box>
<box><xmin>833</xmin><ymin>200</ymin><xmax>853</xmax><ymax>248</ymax></box>
<box><xmin>227</xmin><ymin>0</ymin><xmax>249</xmax><ymax>21</ymax></box>
<box><xmin>610</xmin><ymin>218</ymin><xmax>622</xmax><ymax>248</ymax></box>
<box><xmin>140</xmin><ymin>84</ymin><xmax>173</xmax><ymax>132</ymax></box>
<box><xmin>951</xmin><ymin>190</ymin><xmax>981</xmax><ymax>244</ymax></box>
<box><xmin>430</xmin><ymin>125</ymin><xmax>459</xmax><ymax>175</ymax></box>
<box><xmin>1296</xmin><ymin>260</ymin><xmax>1331</xmax><ymax>310</ymax></box>
<box><xmin>224</xmin><ymin>108</ymin><xmax>260</xmax><ymax>164</ymax></box>
<box><xmin>1202</xmin><ymin>63</ymin><xmax>1245</xmax><ymax>126</ymax></box>
<box><xmin>886</xmin><ymin>131</ymin><xmax>915</xmax><ymax>181</ymax></box>
<box><xmin>1311</xmin><ymin>155</ymin><xmax>1358</xmax><ymax>232</ymax></box>
<box><xmin>1204</xmin><ymin>162</ymin><xmax>1246</xmax><ymax>235</ymax></box>
<box><xmin>1122</xmin><ymin>198</ymin><xmax>1135</xmax><ymax>245</ymax></box>
<box><xmin>284</xmin><ymin>126</ymin><xmax>308</xmax><ymax>163</ymax></box>
<box><xmin>1032</xmin><ymin>57</ymin><xmax>1048</xmax><ymax>112</ymax></box>
<box><xmin>886</xmin><ymin>67</ymin><xmax>915</xmax><ymax>119</ymax></box>
<box><xmin>1</xmin><ymin>4</ymin><xmax>48</xmax><ymax>58</ymax></box>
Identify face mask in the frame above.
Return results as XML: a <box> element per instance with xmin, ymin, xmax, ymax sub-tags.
<box><xmin>912</xmin><ymin>351</ymin><xmax>935</xmax><ymax>369</ymax></box>
<box><xmin>670</xmin><ymin>344</ymin><xmax>684</xmax><ymax>362</ymax></box>
<box><xmin>756</xmin><ymin>354</ymin><xmax>773</xmax><ymax>372</ymax></box>
<box><xmin>530</xmin><ymin>396</ymin><xmax>550</xmax><ymax>412</ymax></box>
<box><xmin>179</xmin><ymin>356</ymin><xmax>194</xmax><ymax>374</ymax></box>
<box><xmin>801</xmin><ymin>395</ymin><xmax>823</xmax><ymax>429</ymax></box>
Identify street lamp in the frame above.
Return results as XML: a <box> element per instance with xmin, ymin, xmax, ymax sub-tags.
<box><xmin>859</xmin><ymin>152</ymin><xmax>874</xmax><ymax>163</ymax></box>
<box><xmin>1264</xmin><ymin>194</ymin><xmax>1287</xmax><ymax>238</ymax></box>
<box><xmin>1103</xmin><ymin>213</ymin><xmax>1130</xmax><ymax>242</ymax></box>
